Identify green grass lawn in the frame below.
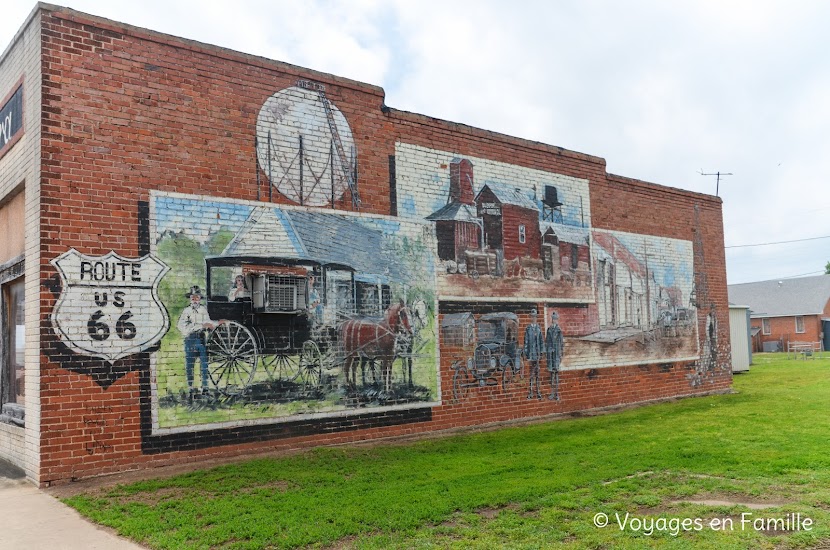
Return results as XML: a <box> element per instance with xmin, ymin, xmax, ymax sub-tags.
<box><xmin>65</xmin><ymin>354</ymin><xmax>830</xmax><ymax>549</ymax></box>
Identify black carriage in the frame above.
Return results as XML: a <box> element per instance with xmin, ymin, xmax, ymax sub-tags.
<box><xmin>204</xmin><ymin>254</ymin><xmax>392</xmax><ymax>395</ymax></box>
<box><xmin>451</xmin><ymin>312</ymin><xmax>523</xmax><ymax>402</ymax></box>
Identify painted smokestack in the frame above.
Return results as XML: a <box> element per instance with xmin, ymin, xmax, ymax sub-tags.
<box><xmin>449</xmin><ymin>158</ymin><xmax>475</xmax><ymax>205</ymax></box>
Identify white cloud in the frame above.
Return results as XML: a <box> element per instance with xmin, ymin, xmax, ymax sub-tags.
<box><xmin>1</xmin><ymin>0</ymin><xmax>829</xmax><ymax>283</ymax></box>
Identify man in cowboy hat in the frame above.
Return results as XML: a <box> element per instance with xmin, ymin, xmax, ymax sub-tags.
<box><xmin>546</xmin><ymin>310</ymin><xmax>564</xmax><ymax>401</ymax></box>
<box><xmin>523</xmin><ymin>308</ymin><xmax>544</xmax><ymax>399</ymax></box>
<box><xmin>177</xmin><ymin>286</ymin><xmax>217</xmax><ymax>393</ymax></box>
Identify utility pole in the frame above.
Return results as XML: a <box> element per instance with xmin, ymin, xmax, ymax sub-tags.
<box><xmin>699</xmin><ymin>170</ymin><xmax>732</xmax><ymax>197</ymax></box>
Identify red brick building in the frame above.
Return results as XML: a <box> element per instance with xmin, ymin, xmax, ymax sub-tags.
<box><xmin>0</xmin><ymin>5</ymin><xmax>732</xmax><ymax>485</ymax></box>
<box><xmin>728</xmin><ymin>275</ymin><xmax>830</xmax><ymax>352</ymax></box>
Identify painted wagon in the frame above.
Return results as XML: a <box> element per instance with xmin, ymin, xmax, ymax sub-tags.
<box><xmin>451</xmin><ymin>312</ymin><xmax>523</xmax><ymax>402</ymax></box>
<box><xmin>204</xmin><ymin>255</ymin><xmax>345</xmax><ymax>395</ymax></box>
<box><xmin>201</xmin><ymin>206</ymin><xmax>412</xmax><ymax>396</ymax></box>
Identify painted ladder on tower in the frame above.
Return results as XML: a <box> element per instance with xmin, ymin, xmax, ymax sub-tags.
<box><xmin>318</xmin><ymin>90</ymin><xmax>360</xmax><ymax>210</ymax></box>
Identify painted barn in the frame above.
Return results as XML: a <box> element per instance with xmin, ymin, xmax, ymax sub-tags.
<box><xmin>475</xmin><ymin>182</ymin><xmax>541</xmax><ymax>262</ymax></box>
<box><xmin>426</xmin><ymin>158</ymin><xmax>481</xmax><ymax>264</ymax></box>
<box><xmin>540</xmin><ymin>221</ymin><xmax>591</xmax><ymax>283</ymax></box>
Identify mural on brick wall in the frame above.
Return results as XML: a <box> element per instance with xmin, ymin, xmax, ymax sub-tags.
<box><xmin>396</xmin><ymin>143</ymin><xmax>700</xmax><ymax>396</ymax></box>
<box><xmin>395</xmin><ymin>143</ymin><xmax>594</xmax><ymax>302</ymax></box>
<box><xmin>566</xmin><ymin>229</ymin><xmax>699</xmax><ymax>368</ymax></box>
<box><xmin>149</xmin><ymin>192</ymin><xmax>439</xmax><ymax>431</ymax></box>
<box><xmin>442</xmin><ymin>305</ymin><xmax>565</xmax><ymax>402</ymax></box>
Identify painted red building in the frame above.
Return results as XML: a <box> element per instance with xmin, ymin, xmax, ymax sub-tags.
<box><xmin>427</xmin><ymin>158</ymin><xmax>481</xmax><ymax>264</ymax></box>
<box><xmin>475</xmin><ymin>182</ymin><xmax>541</xmax><ymax>262</ymax></box>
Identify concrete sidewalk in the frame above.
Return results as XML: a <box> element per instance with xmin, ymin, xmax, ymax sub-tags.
<box><xmin>0</xmin><ymin>460</ymin><xmax>145</xmax><ymax>549</ymax></box>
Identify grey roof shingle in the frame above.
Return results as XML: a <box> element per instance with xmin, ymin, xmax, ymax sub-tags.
<box><xmin>477</xmin><ymin>182</ymin><xmax>539</xmax><ymax>211</ymax></box>
<box><xmin>727</xmin><ymin>275</ymin><xmax>830</xmax><ymax>317</ymax></box>
<box><xmin>220</xmin><ymin>206</ymin><xmax>399</xmax><ymax>282</ymax></box>
<box><xmin>425</xmin><ymin>202</ymin><xmax>479</xmax><ymax>222</ymax></box>
<box><xmin>539</xmin><ymin>221</ymin><xmax>590</xmax><ymax>246</ymax></box>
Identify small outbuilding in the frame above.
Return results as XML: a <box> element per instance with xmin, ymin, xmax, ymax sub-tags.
<box><xmin>728</xmin><ymin>304</ymin><xmax>751</xmax><ymax>372</ymax></box>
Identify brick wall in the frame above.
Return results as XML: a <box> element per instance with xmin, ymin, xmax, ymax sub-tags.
<box><xmin>33</xmin><ymin>6</ymin><xmax>732</xmax><ymax>485</ymax></box>
<box><xmin>751</xmin><ymin>314</ymin><xmax>824</xmax><ymax>351</ymax></box>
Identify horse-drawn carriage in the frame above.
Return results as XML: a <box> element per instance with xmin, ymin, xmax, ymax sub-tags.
<box><xmin>451</xmin><ymin>312</ymin><xmax>523</xmax><ymax>402</ymax></box>
<box><xmin>203</xmin><ymin>253</ymin><xmax>421</xmax><ymax>396</ymax></box>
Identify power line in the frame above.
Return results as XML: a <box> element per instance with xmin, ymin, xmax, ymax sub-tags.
<box><xmin>725</xmin><ymin>234</ymin><xmax>830</xmax><ymax>249</ymax></box>
<box><xmin>729</xmin><ymin>270</ymin><xmax>825</xmax><ymax>285</ymax></box>
<box><xmin>780</xmin><ymin>270</ymin><xmax>825</xmax><ymax>279</ymax></box>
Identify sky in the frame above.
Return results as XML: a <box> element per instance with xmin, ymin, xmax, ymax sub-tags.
<box><xmin>3</xmin><ymin>0</ymin><xmax>829</xmax><ymax>285</ymax></box>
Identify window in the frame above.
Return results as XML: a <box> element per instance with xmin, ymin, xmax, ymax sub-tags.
<box><xmin>518</xmin><ymin>225</ymin><xmax>526</xmax><ymax>244</ymax></box>
<box><xmin>571</xmin><ymin>244</ymin><xmax>579</xmax><ymax>270</ymax></box>
<box><xmin>2</xmin><ymin>275</ymin><xmax>24</xmax><ymax>408</ymax></box>
<box><xmin>795</xmin><ymin>316</ymin><xmax>805</xmax><ymax>334</ymax></box>
<box><xmin>762</xmin><ymin>318</ymin><xmax>771</xmax><ymax>335</ymax></box>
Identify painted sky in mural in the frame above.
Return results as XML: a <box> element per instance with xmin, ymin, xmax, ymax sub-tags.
<box><xmin>149</xmin><ymin>192</ymin><xmax>438</xmax><ymax>433</ymax></box>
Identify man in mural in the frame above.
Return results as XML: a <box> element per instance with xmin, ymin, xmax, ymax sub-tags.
<box><xmin>523</xmin><ymin>308</ymin><xmax>544</xmax><ymax>399</ymax></box>
<box><xmin>546</xmin><ymin>310</ymin><xmax>564</xmax><ymax>401</ymax></box>
<box><xmin>308</xmin><ymin>276</ymin><xmax>323</xmax><ymax>323</ymax></box>
<box><xmin>177</xmin><ymin>286</ymin><xmax>219</xmax><ymax>395</ymax></box>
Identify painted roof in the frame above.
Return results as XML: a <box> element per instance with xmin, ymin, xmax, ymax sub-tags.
<box><xmin>539</xmin><ymin>221</ymin><xmax>590</xmax><ymax>245</ymax></box>
<box><xmin>727</xmin><ymin>275</ymin><xmax>830</xmax><ymax>317</ymax></box>
<box><xmin>479</xmin><ymin>312</ymin><xmax>519</xmax><ymax>322</ymax></box>
<box><xmin>425</xmin><ymin>202</ymin><xmax>480</xmax><ymax>222</ymax></box>
<box><xmin>221</xmin><ymin>206</ymin><xmax>398</xmax><ymax>282</ymax></box>
<box><xmin>476</xmin><ymin>182</ymin><xmax>539</xmax><ymax>211</ymax></box>
<box><xmin>221</xmin><ymin>207</ymin><xmax>304</xmax><ymax>259</ymax></box>
<box><xmin>441</xmin><ymin>312</ymin><xmax>474</xmax><ymax>327</ymax></box>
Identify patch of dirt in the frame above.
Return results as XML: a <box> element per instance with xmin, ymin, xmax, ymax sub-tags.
<box><xmin>674</xmin><ymin>499</ymin><xmax>785</xmax><ymax>510</ymax></box>
<box><xmin>602</xmin><ymin>470</ymin><xmax>655</xmax><ymax>485</ymax></box>
<box><xmin>440</xmin><ymin>518</ymin><xmax>461</xmax><ymax>528</ymax></box>
<box><xmin>45</xmin><ymin>446</ymin><xmax>320</xmax><ymax>498</ymax></box>
<box><xmin>439</xmin><ymin>510</ymin><xmax>465</xmax><ymax>528</ymax></box>
<box><xmin>671</xmin><ymin>492</ymin><xmax>790</xmax><ymax>510</ymax></box>
<box><xmin>236</xmin><ymin>479</ymin><xmax>293</xmax><ymax>494</ymax></box>
<box><xmin>112</xmin><ymin>486</ymin><xmax>202</xmax><ymax>506</ymax></box>
<box><xmin>323</xmin><ymin>534</ymin><xmax>357</xmax><ymax>549</ymax></box>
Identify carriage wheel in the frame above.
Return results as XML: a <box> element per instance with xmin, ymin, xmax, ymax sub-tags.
<box><xmin>502</xmin><ymin>360</ymin><xmax>514</xmax><ymax>390</ymax></box>
<box><xmin>207</xmin><ymin>321</ymin><xmax>257</xmax><ymax>395</ymax></box>
<box><xmin>262</xmin><ymin>352</ymin><xmax>300</xmax><ymax>382</ymax></box>
<box><xmin>295</xmin><ymin>341</ymin><xmax>323</xmax><ymax>392</ymax></box>
<box><xmin>452</xmin><ymin>363</ymin><xmax>470</xmax><ymax>403</ymax></box>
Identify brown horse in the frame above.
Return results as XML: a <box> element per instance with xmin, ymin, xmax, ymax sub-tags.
<box><xmin>339</xmin><ymin>301</ymin><xmax>412</xmax><ymax>393</ymax></box>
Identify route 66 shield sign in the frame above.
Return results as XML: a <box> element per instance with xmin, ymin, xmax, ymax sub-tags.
<box><xmin>51</xmin><ymin>249</ymin><xmax>170</xmax><ymax>363</ymax></box>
